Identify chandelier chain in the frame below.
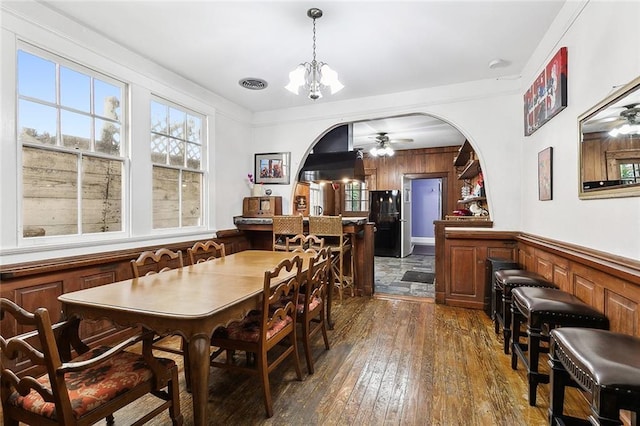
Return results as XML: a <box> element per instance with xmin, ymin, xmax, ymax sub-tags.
<box><xmin>312</xmin><ymin>17</ymin><xmax>317</xmax><ymax>64</ymax></box>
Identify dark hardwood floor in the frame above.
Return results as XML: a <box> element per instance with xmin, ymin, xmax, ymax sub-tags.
<box><xmin>1</xmin><ymin>296</ymin><xmax>592</xmax><ymax>425</ymax></box>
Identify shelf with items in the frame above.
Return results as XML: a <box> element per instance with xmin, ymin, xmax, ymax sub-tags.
<box><xmin>458</xmin><ymin>159</ymin><xmax>481</xmax><ymax>180</ymax></box>
<box><xmin>453</xmin><ymin>140</ymin><xmax>474</xmax><ymax>167</ymax></box>
<box><xmin>457</xmin><ymin>196</ymin><xmax>486</xmax><ymax>205</ymax></box>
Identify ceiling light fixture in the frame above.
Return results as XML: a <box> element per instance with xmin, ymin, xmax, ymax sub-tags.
<box><xmin>369</xmin><ymin>143</ymin><xmax>394</xmax><ymax>157</ymax></box>
<box><xmin>609</xmin><ymin>123</ymin><xmax>640</xmax><ymax>137</ymax></box>
<box><xmin>608</xmin><ymin>106</ymin><xmax>640</xmax><ymax>137</ymax></box>
<box><xmin>285</xmin><ymin>8</ymin><xmax>343</xmax><ymax>100</ymax></box>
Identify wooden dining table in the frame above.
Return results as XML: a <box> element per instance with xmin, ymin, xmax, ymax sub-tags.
<box><xmin>58</xmin><ymin>250</ymin><xmax>313</xmax><ymax>426</ymax></box>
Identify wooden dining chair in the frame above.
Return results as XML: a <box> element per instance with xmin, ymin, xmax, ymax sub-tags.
<box><xmin>309</xmin><ymin>215</ymin><xmax>354</xmax><ymax>301</ymax></box>
<box><xmin>272</xmin><ymin>215</ymin><xmax>304</xmax><ymax>251</ymax></box>
<box><xmin>130</xmin><ymin>248</ymin><xmax>189</xmax><ymax>383</ymax></box>
<box><xmin>187</xmin><ymin>240</ymin><xmax>226</xmax><ymax>265</ymax></box>
<box><xmin>210</xmin><ymin>255</ymin><xmax>304</xmax><ymax>418</ymax></box>
<box><xmin>297</xmin><ymin>247</ymin><xmax>332</xmax><ymax>374</ymax></box>
<box><xmin>130</xmin><ymin>247</ymin><xmax>184</xmax><ymax>277</ymax></box>
<box><xmin>0</xmin><ymin>298</ymin><xmax>183</xmax><ymax>426</ymax></box>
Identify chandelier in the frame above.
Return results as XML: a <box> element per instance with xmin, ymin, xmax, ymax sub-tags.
<box><xmin>369</xmin><ymin>142</ymin><xmax>395</xmax><ymax>157</ymax></box>
<box><xmin>285</xmin><ymin>8</ymin><xmax>343</xmax><ymax>100</ymax></box>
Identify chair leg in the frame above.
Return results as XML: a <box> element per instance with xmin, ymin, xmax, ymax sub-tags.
<box><xmin>291</xmin><ymin>328</ymin><xmax>303</xmax><ymax>381</ymax></box>
<box><xmin>301</xmin><ymin>319</ymin><xmax>315</xmax><ymax>374</ymax></box>
<box><xmin>502</xmin><ymin>294</ymin><xmax>513</xmax><ymax>354</ymax></box>
<box><xmin>592</xmin><ymin>390</ymin><xmax>624</xmax><ymax>425</ymax></box>
<box><xmin>548</xmin><ymin>346</ymin><xmax>569</xmax><ymax>424</ymax></box>
<box><xmin>527</xmin><ymin>325</ymin><xmax>542</xmax><ymax>406</ymax></box>
<box><xmin>258</xmin><ymin>352</ymin><xmax>274</xmax><ymax>418</ymax></box>
<box><xmin>181</xmin><ymin>337</ymin><xmax>191</xmax><ymax>391</ymax></box>
<box><xmin>511</xmin><ymin>305</ymin><xmax>523</xmax><ymax>370</ymax></box>
<box><xmin>320</xmin><ymin>313</ymin><xmax>330</xmax><ymax>351</ymax></box>
<box><xmin>168</xmin><ymin>366</ymin><xmax>184</xmax><ymax>425</ymax></box>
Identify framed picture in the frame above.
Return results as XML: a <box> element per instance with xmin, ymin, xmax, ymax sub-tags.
<box><xmin>538</xmin><ymin>147</ymin><xmax>553</xmax><ymax>201</ymax></box>
<box><xmin>254</xmin><ymin>152</ymin><xmax>290</xmax><ymax>184</ymax></box>
<box><xmin>524</xmin><ymin>47</ymin><xmax>568</xmax><ymax>136</ymax></box>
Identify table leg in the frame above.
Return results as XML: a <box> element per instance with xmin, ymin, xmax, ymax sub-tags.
<box><xmin>188</xmin><ymin>334</ymin><xmax>211</xmax><ymax>426</ymax></box>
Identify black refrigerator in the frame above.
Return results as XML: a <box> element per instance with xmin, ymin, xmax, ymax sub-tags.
<box><xmin>369</xmin><ymin>190</ymin><xmax>401</xmax><ymax>257</ymax></box>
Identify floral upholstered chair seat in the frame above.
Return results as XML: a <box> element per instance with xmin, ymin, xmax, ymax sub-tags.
<box><xmin>8</xmin><ymin>345</ymin><xmax>175</xmax><ymax>421</ymax></box>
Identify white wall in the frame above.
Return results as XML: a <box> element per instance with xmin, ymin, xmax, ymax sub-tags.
<box><xmin>519</xmin><ymin>1</ymin><xmax>640</xmax><ymax>259</ymax></box>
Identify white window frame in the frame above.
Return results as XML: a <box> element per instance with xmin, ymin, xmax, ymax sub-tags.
<box><xmin>16</xmin><ymin>42</ymin><xmax>129</xmax><ymax>246</ymax></box>
<box><xmin>150</xmin><ymin>96</ymin><xmax>206</xmax><ymax>231</ymax></box>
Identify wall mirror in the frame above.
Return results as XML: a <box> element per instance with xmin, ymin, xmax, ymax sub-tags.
<box><xmin>579</xmin><ymin>75</ymin><xmax>640</xmax><ymax>199</ymax></box>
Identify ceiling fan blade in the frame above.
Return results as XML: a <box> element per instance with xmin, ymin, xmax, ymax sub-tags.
<box><xmin>388</xmin><ymin>138</ymin><xmax>414</xmax><ymax>144</ymax></box>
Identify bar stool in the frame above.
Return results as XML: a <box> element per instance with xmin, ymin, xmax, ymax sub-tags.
<box><xmin>487</xmin><ymin>258</ymin><xmax>519</xmax><ymax>320</ymax></box>
<box><xmin>549</xmin><ymin>328</ymin><xmax>640</xmax><ymax>425</ymax></box>
<box><xmin>309</xmin><ymin>215</ymin><xmax>354</xmax><ymax>301</ymax></box>
<box><xmin>494</xmin><ymin>269</ymin><xmax>558</xmax><ymax>354</ymax></box>
<box><xmin>510</xmin><ymin>287</ymin><xmax>609</xmax><ymax>406</ymax></box>
<box><xmin>272</xmin><ymin>215</ymin><xmax>304</xmax><ymax>251</ymax></box>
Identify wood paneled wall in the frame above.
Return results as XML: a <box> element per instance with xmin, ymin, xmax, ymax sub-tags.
<box><xmin>363</xmin><ymin>146</ymin><xmax>462</xmax><ymax>217</ymax></box>
<box><xmin>0</xmin><ymin>230</ymin><xmax>251</xmax><ymax>354</ymax></box>
<box><xmin>436</xmin><ymin>228</ymin><xmax>640</xmax><ymax>339</ymax></box>
<box><xmin>517</xmin><ymin>233</ymin><xmax>640</xmax><ymax>336</ymax></box>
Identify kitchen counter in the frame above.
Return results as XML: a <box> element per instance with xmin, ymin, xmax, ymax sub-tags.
<box><xmin>233</xmin><ymin>216</ymin><xmax>369</xmax><ymax>226</ymax></box>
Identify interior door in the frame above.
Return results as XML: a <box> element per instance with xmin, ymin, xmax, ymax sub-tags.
<box><xmin>401</xmin><ymin>176</ymin><xmax>412</xmax><ymax>257</ymax></box>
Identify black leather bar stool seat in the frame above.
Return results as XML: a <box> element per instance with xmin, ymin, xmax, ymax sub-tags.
<box><xmin>510</xmin><ymin>287</ymin><xmax>609</xmax><ymax>406</ymax></box>
<box><xmin>494</xmin><ymin>269</ymin><xmax>558</xmax><ymax>354</ymax></box>
<box><xmin>549</xmin><ymin>328</ymin><xmax>640</xmax><ymax>426</ymax></box>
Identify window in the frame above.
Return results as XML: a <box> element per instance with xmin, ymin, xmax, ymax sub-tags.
<box><xmin>620</xmin><ymin>162</ymin><xmax>640</xmax><ymax>184</ymax></box>
<box><xmin>150</xmin><ymin>99</ymin><xmax>204</xmax><ymax>229</ymax></box>
<box><xmin>18</xmin><ymin>47</ymin><xmax>125</xmax><ymax>238</ymax></box>
<box><xmin>309</xmin><ymin>183</ymin><xmax>323</xmax><ymax>215</ymax></box>
<box><xmin>344</xmin><ymin>181</ymin><xmax>368</xmax><ymax>212</ymax></box>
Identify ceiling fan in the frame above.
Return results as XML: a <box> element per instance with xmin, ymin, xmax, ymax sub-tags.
<box><xmin>366</xmin><ymin>132</ymin><xmax>414</xmax><ymax>157</ymax></box>
<box><xmin>584</xmin><ymin>103</ymin><xmax>640</xmax><ymax>135</ymax></box>
<box><xmin>609</xmin><ymin>104</ymin><xmax>640</xmax><ymax>136</ymax></box>
<box><xmin>369</xmin><ymin>132</ymin><xmax>414</xmax><ymax>145</ymax></box>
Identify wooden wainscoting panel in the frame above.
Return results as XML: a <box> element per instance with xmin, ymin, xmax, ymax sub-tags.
<box><xmin>13</xmin><ymin>282</ymin><xmax>64</xmax><ymax>326</ymax></box>
<box><xmin>449</xmin><ymin>246</ymin><xmax>477</xmax><ymax>297</ymax></box>
<box><xmin>518</xmin><ymin>246</ymin><xmax>535</xmax><ymax>271</ymax></box>
<box><xmin>553</xmin><ymin>265</ymin><xmax>570</xmax><ymax>292</ymax></box>
<box><xmin>605</xmin><ymin>291</ymin><xmax>638</xmax><ymax>335</ymax></box>
<box><xmin>573</xmin><ymin>273</ymin><xmax>598</xmax><ymax>307</ymax></box>
<box><xmin>486</xmin><ymin>246</ymin><xmax>517</xmax><ymax>261</ymax></box>
<box><xmin>535</xmin><ymin>257</ymin><xmax>554</xmax><ymax>281</ymax></box>
<box><xmin>78</xmin><ymin>270</ymin><xmax>120</xmax><ymax>342</ymax></box>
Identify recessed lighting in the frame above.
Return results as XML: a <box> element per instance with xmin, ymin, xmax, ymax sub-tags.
<box><xmin>239</xmin><ymin>78</ymin><xmax>268</xmax><ymax>90</ymax></box>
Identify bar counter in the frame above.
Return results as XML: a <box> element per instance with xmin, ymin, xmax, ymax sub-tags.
<box><xmin>233</xmin><ymin>216</ymin><xmax>374</xmax><ymax>297</ymax></box>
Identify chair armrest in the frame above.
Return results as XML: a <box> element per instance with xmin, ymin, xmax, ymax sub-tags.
<box><xmin>57</xmin><ymin>330</ymin><xmax>154</xmax><ymax>374</ymax></box>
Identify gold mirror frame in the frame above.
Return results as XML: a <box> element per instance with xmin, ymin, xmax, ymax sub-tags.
<box><xmin>579</xmin><ymin>75</ymin><xmax>640</xmax><ymax>199</ymax></box>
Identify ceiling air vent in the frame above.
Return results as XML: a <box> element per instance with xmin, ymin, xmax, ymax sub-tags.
<box><xmin>239</xmin><ymin>78</ymin><xmax>268</xmax><ymax>90</ymax></box>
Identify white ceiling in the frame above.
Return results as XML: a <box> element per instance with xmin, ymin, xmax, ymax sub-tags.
<box><xmin>34</xmin><ymin>0</ymin><xmax>566</xmax><ymax>149</ymax></box>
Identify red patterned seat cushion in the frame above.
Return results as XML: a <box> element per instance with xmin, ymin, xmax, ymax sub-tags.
<box><xmin>8</xmin><ymin>346</ymin><xmax>175</xmax><ymax>421</ymax></box>
<box><xmin>296</xmin><ymin>294</ymin><xmax>322</xmax><ymax>314</ymax></box>
<box><xmin>213</xmin><ymin>310</ymin><xmax>292</xmax><ymax>342</ymax></box>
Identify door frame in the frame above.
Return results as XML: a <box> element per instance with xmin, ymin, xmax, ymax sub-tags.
<box><xmin>402</xmin><ymin>172</ymin><xmax>449</xmax><ymax>246</ymax></box>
